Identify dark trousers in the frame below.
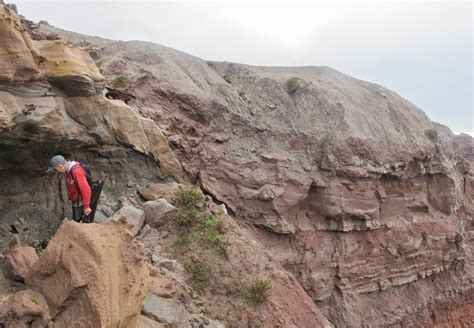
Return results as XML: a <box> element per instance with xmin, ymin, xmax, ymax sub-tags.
<box><xmin>72</xmin><ymin>204</ymin><xmax>84</xmax><ymax>222</ymax></box>
<box><xmin>71</xmin><ymin>180</ymin><xmax>104</xmax><ymax>223</ymax></box>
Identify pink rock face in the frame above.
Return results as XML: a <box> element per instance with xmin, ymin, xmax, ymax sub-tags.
<box><xmin>121</xmin><ymin>57</ymin><xmax>472</xmax><ymax>325</ymax></box>
<box><xmin>2</xmin><ymin>235</ymin><xmax>38</xmax><ymax>282</ymax></box>
<box><xmin>62</xmin><ymin>36</ymin><xmax>471</xmax><ymax>326</ymax></box>
<box><xmin>139</xmin><ymin>192</ymin><xmax>333</xmax><ymax>327</ymax></box>
<box><xmin>0</xmin><ymin>10</ymin><xmax>468</xmax><ymax>326</ymax></box>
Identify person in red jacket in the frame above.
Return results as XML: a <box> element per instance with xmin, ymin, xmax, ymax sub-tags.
<box><xmin>47</xmin><ymin>155</ymin><xmax>92</xmax><ymax>222</ymax></box>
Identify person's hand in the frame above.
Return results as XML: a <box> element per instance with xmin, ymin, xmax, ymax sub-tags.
<box><xmin>84</xmin><ymin>207</ymin><xmax>92</xmax><ymax>215</ymax></box>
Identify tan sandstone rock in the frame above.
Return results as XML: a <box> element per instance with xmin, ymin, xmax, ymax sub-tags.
<box><xmin>2</xmin><ymin>235</ymin><xmax>38</xmax><ymax>282</ymax></box>
<box><xmin>24</xmin><ymin>220</ymin><xmax>150</xmax><ymax>328</ymax></box>
<box><xmin>108</xmin><ymin>205</ymin><xmax>146</xmax><ymax>236</ymax></box>
<box><xmin>1</xmin><ymin>289</ymin><xmax>50</xmax><ymax>328</ymax></box>
<box><xmin>138</xmin><ymin>182</ymin><xmax>181</xmax><ymax>203</ymax></box>
<box><xmin>141</xmin><ymin>199</ymin><xmax>177</xmax><ymax>228</ymax></box>
<box><xmin>0</xmin><ymin>5</ymin><xmax>40</xmax><ymax>82</ymax></box>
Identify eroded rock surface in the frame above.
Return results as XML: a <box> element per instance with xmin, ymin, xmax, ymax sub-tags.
<box><xmin>0</xmin><ymin>3</ymin><xmax>470</xmax><ymax>326</ymax></box>
<box><xmin>0</xmin><ymin>219</ymin><xmax>151</xmax><ymax>328</ymax></box>
<box><xmin>2</xmin><ymin>235</ymin><xmax>38</xmax><ymax>282</ymax></box>
<box><xmin>51</xmin><ymin>31</ymin><xmax>472</xmax><ymax>326</ymax></box>
<box><xmin>1</xmin><ymin>289</ymin><xmax>51</xmax><ymax>327</ymax></box>
<box><xmin>1</xmin><ymin>220</ymin><xmax>151</xmax><ymax>328</ymax></box>
<box><xmin>143</xmin><ymin>294</ymin><xmax>223</xmax><ymax>328</ymax></box>
<box><xmin>141</xmin><ymin>199</ymin><xmax>177</xmax><ymax>227</ymax></box>
<box><xmin>139</xmin><ymin>184</ymin><xmax>332</xmax><ymax>327</ymax></box>
<box><xmin>108</xmin><ymin>205</ymin><xmax>146</xmax><ymax>236</ymax></box>
<box><xmin>0</xmin><ymin>4</ymin><xmax>183</xmax><ymax>252</ymax></box>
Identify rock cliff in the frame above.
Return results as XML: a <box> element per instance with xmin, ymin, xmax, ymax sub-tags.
<box><xmin>0</xmin><ymin>2</ymin><xmax>472</xmax><ymax>327</ymax></box>
<box><xmin>48</xmin><ymin>27</ymin><xmax>472</xmax><ymax>327</ymax></box>
<box><xmin>0</xmin><ymin>3</ymin><xmax>183</xmax><ymax>252</ymax></box>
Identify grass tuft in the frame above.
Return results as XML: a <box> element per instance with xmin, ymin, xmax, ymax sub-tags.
<box><xmin>246</xmin><ymin>278</ymin><xmax>273</xmax><ymax>303</ymax></box>
<box><xmin>286</xmin><ymin>77</ymin><xmax>306</xmax><ymax>95</ymax></box>
<box><xmin>172</xmin><ymin>234</ymin><xmax>191</xmax><ymax>250</ymax></box>
<box><xmin>238</xmin><ymin>89</ymin><xmax>247</xmax><ymax>101</ymax></box>
<box><xmin>0</xmin><ymin>315</ymin><xmax>10</xmax><ymax>326</ymax></box>
<box><xmin>424</xmin><ymin>128</ymin><xmax>438</xmax><ymax>141</ymax></box>
<box><xmin>223</xmin><ymin>74</ymin><xmax>231</xmax><ymax>84</ymax></box>
<box><xmin>175</xmin><ymin>186</ymin><xmax>204</xmax><ymax>208</ymax></box>
<box><xmin>185</xmin><ymin>260</ymin><xmax>212</xmax><ymax>292</ymax></box>
<box><xmin>110</xmin><ymin>74</ymin><xmax>129</xmax><ymax>88</ymax></box>
<box><xmin>138</xmin><ymin>68</ymin><xmax>152</xmax><ymax>75</ymax></box>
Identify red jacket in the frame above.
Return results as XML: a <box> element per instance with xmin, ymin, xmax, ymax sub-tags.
<box><xmin>66</xmin><ymin>162</ymin><xmax>91</xmax><ymax>209</ymax></box>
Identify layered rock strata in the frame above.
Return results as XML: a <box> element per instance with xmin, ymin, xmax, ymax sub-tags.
<box><xmin>47</xmin><ymin>30</ymin><xmax>473</xmax><ymax>326</ymax></box>
<box><xmin>0</xmin><ymin>4</ymin><xmax>182</xmax><ymax>251</ymax></box>
<box><xmin>138</xmin><ymin>182</ymin><xmax>332</xmax><ymax>327</ymax></box>
<box><xmin>0</xmin><ymin>3</ymin><xmax>470</xmax><ymax>326</ymax></box>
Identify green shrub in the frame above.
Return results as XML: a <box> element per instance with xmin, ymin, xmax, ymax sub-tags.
<box><xmin>0</xmin><ymin>315</ymin><xmax>10</xmax><ymax>326</ymax></box>
<box><xmin>225</xmin><ymin>281</ymin><xmax>246</xmax><ymax>296</ymax></box>
<box><xmin>215</xmin><ymin>243</ymin><xmax>228</xmax><ymax>259</ymax></box>
<box><xmin>172</xmin><ymin>186</ymin><xmax>227</xmax><ymax>267</ymax></box>
<box><xmin>172</xmin><ymin>215</ymin><xmax>226</xmax><ymax>259</ymax></box>
<box><xmin>172</xmin><ymin>234</ymin><xmax>191</xmax><ymax>249</ymax></box>
<box><xmin>223</xmin><ymin>74</ymin><xmax>231</xmax><ymax>84</ymax></box>
<box><xmin>176</xmin><ymin>207</ymin><xmax>198</xmax><ymax>226</ymax></box>
<box><xmin>246</xmin><ymin>278</ymin><xmax>272</xmax><ymax>303</ymax></box>
<box><xmin>195</xmin><ymin>217</ymin><xmax>221</xmax><ymax>245</ymax></box>
<box><xmin>198</xmin><ymin>217</ymin><xmax>219</xmax><ymax>229</ymax></box>
<box><xmin>111</xmin><ymin>74</ymin><xmax>129</xmax><ymax>88</ymax></box>
<box><xmin>238</xmin><ymin>89</ymin><xmax>247</xmax><ymax>101</ymax></box>
<box><xmin>185</xmin><ymin>260</ymin><xmax>212</xmax><ymax>292</ymax></box>
<box><xmin>286</xmin><ymin>77</ymin><xmax>306</xmax><ymax>95</ymax></box>
<box><xmin>225</xmin><ymin>277</ymin><xmax>273</xmax><ymax>303</ymax></box>
<box><xmin>138</xmin><ymin>68</ymin><xmax>152</xmax><ymax>75</ymax></box>
<box><xmin>424</xmin><ymin>128</ymin><xmax>438</xmax><ymax>141</ymax></box>
<box><xmin>30</xmin><ymin>297</ymin><xmax>39</xmax><ymax>304</ymax></box>
<box><xmin>95</xmin><ymin>60</ymin><xmax>103</xmax><ymax>68</ymax></box>
<box><xmin>175</xmin><ymin>186</ymin><xmax>204</xmax><ymax>208</ymax></box>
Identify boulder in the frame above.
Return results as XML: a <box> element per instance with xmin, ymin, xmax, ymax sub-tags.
<box><xmin>108</xmin><ymin>206</ymin><xmax>146</xmax><ymax>236</ymax></box>
<box><xmin>139</xmin><ymin>182</ymin><xmax>180</xmax><ymax>203</ymax></box>
<box><xmin>142</xmin><ymin>293</ymin><xmax>223</xmax><ymax>328</ymax></box>
<box><xmin>2</xmin><ymin>235</ymin><xmax>38</xmax><ymax>282</ymax></box>
<box><xmin>93</xmin><ymin>210</ymin><xmax>108</xmax><ymax>223</ymax></box>
<box><xmin>141</xmin><ymin>199</ymin><xmax>176</xmax><ymax>227</ymax></box>
<box><xmin>137</xmin><ymin>314</ymin><xmax>165</xmax><ymax>328</ymax></box>
<box><xmin>0</xmin><ymin>289</ymin><xmax>50</xmax><ymax>327</ymax></box>
<box><xmin>24</xmin><ymin>220</ymin><xmax>150</xmax><ymax>328</ymax></box>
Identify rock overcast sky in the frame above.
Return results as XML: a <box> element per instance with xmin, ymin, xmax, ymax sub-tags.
<box><xmin>14</xmin><ymin>0</ymin><xmax>473</xmax><ymax>135</ymax></box>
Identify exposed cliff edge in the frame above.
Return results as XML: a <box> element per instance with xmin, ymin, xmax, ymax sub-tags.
<box><xmin>0</xmin><ymin>2</ymin><xmax>472</xmax><ymax>327</ymax></box>
<box><xmin>0</xmin><ymin>3</ymin><xmax>183</xmax><ymax>252</ymax></box>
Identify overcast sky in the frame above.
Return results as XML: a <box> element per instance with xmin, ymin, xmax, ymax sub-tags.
<box><xmin>13</xmin><ymin>0</ymin><xmax>473</xmax><ymax>134</ymax></box>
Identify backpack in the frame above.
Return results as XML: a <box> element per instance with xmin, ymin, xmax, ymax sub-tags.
<box><xmin>70</xmin><ymin>163</ymin><xmax>94</xmax><ymax>187</ymax></box>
